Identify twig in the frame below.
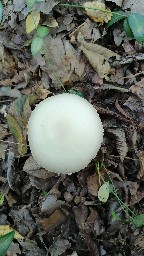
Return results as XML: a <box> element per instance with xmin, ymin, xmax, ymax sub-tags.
<box><xmin>112</xmin><ymin>53</ymin><xmax>144</xmax><ymax>67</ymax></box>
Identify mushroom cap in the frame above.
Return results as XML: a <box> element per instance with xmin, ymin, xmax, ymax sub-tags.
<box><xmin>28</xmin><ymin>93</ymin><xmax>103</xmax><ymax>174</ymax></box>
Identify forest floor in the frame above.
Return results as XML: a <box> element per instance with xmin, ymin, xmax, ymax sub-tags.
<box><xmin>0</xmin><ymin>1</ymin><xmax>144</xmax><ymax>256</ymax></box>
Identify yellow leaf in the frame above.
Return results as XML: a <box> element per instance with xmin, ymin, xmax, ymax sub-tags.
<box><xmin>83</xmin><ymin>1</ymin><xmax>112</xmax><ymax>23</ymax></box>
<box><xmin>0</xmin><ymin>225</ymin><xmax>24</xmax><ymax>240</ymax></box>
<box><xmin>7</xmin><ymin>114</ymin><xmax>27</xmax><ymax>156</ymax></box>
<box><xmin>26</xmin><ymin>11</ymin><xmax>40</xmax><ymax>33</ymax></box>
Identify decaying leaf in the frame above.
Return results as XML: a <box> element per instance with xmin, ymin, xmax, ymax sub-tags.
<box><xmin>7</xmin><ymin>96</ymin><xmax>32</xmax><ymax>156</ymax></box>
<box><xmin>87</xmin><ymin>172</ymin><xmax>99</xmax><ymax>196</ymax></box>
<box><xmin>134</xmin><ymin>236</ymin><xmax>144</xmax><ymax>249</ymax></box>
<box><xmin>7</xmin><ymin>115</ymin><xmax>26</xmax><ymax>155</ymax></box>
<box><xmin>41</xmin><ymin>195</ymin><xmax>64</xmax><ymax>215</ymax></box>
<box><xmin>23</xmin><ymin>156</ymin><xmax>55</xmax><ymax>179</ymax></box>
<box><xmin>19</xmin><ymin>239</ymin><xmax>46</xmax><ymax>256</ymax></box>
<box><xmin>0</xmin><ymin>225</ymin><xmax>23</xmax><ymax>240</ymax></box>
<box><xmin>38</xmin><ymin>0</ymin><xmax>59</xmax><ymax>15</ymax></box>
<box><xmin>77</xmin><ymin>33</ymin><xmax>120</xmax><ymax>79</ymax></box>
<box><xmin>70</xmin><ymin>18</ymin><xmax>100</xmax><ymax>42</ymax></box>
<box><xmin>26</xmin><ymin>11</ymin><xmax>40</xmax><ymax>34</ymax></box>
<box><xmin>39</xmin><ymin>209</ymin><xmax>67</xmax><ymax>233</ymax></box>
<box><xmin>44</xmin><ymin>35</ymin><xmax>85</xmax><ymax>87</ymax></box>
<box><xmin>44</xmin><ymin>16</ymin><xmax>58</xmax><ymax>27</ymax></box>
<box><xmin>107</xmin><ymin>128</ymin><xmax>128</xmax><ymax>161</ymax></box>
<box><xmin>0</xmin><ymin>126</ymin><xmax>8</xmax><ymax>140</ymax></box>
<box><xmin>137</xmin><ymin>151</ymin><xmax>144</xmax><ymax>179</ymax></box>
<box><xmin>49</xmin><ymin>238</ymin><xmax>71</xmax><ymax>256</ymax></box>
<box><xmin>129</xmin><ymin>77</ymin><xmax>144</xmax><ymax>99</ymax></box>
<box><xmin>83</xmin><ymin>1</ymin><xmax>112</xmax><ymax>23</ymax></box>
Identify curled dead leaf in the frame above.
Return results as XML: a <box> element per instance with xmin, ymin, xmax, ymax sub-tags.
<box><xmin>77</xmin><ymin>33</ymin><xmax>120</xmax><ymax>79</ymax></box>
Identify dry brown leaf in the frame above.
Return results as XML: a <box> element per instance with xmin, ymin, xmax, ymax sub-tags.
<box><xmin>107</xmin><ymin>128</ymin><xmax>128</xmax><ymax>161</ymax></box>
<box><xmin>44</xmin><ymin>36</ymin><xmax>85</xmax><ymax>87</ymax></box>
<box><xmin>49</xmin><ymin>239</ymin><xmax>71</xmax><ymax>256</ymax></box>
<box><xmin>134</xmin><ymin>236</ymin><xmax>144</xmax><ymax>249</ymax></box>
<box><xmin>41</xmin><ymin>195</ymin><xmax>64</xmax><ymax>215</ymax></box>
<box><xmin>73</xmin><ymin>205</ymin><xmax>88</xmax><ymax>230</ymax></box>
<box><xmin>87</xmin><ymin>172</ymin><xmax>100</xmax><ymax>196</ymax></box>
<box><xmin>83</xmin><ymin>1</ymin><xmax>112</xmax><ymax>23</ymax></box>
<box><xmin>77</xmin><ymin>33</ymin><xmax>120</xmax><ymax>79</ymax></box>
<box><xmin>137</xmin><ymin>151</ymin><xmax>144</xmax><ymax>179</ymax></box>
<box><xmin>0</xmin><ymin>126</ymin><xmax>8</xmax><ymax>140</ymax></box>
<box><xmin>70</xmin><ymin>19</ymin><xmax>98</xmax><ymax>42</ymax></box>
<box><xmin>129</xmin><ymin>78</ymin><xmax>144</xmax><ymax>99</ymax></box>
<box><xmin>23</xmin><ymin>156</ymin><xmax>55</xmax><ymax>179</ymax></box>
<box><xmin>39</xmin><ymin>209</ymin><xmax>67</xmax><ymax>232</ymax></box>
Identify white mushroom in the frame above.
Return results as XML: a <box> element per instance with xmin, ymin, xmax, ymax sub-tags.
<box><xmin>28</xmin><ymin>93</ymin><xmax>103</xmax><ymax>174</ymax></box>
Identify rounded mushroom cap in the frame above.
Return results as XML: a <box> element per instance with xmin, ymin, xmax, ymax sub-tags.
<box><xmin>28</xmin><ymin>93</ymin><xmax>103</xmax><ymax>174</ymax></box>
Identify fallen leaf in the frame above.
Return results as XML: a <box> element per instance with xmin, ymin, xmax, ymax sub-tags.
<box><xmin>23</xmin><ymin>156</ymin><xmax>55</xmax><ymax>179</ymax></box>
<box><xmin>19</xmin><ymin>239</ymin><xmax>46</xmax><ymax>256</ymax></box>
<box><xmin>7</xmin><ymin>96</ymin><xmax>32</xmax><ymax>156</ymax></box>
<box><xmin>77</xmin><ymin>33</ymin><xmax>120</xmax><ymax>79</ymax></box>
<box><xmin>137</xmin><ymin>151</ymin><xmax>144</xmax><ymax>179</ymax></box>
<box><xmin>41</xmin><ymin>195</ymin><xmax>64</xmax><ymax>215</ymax></box>
<box><xmin>26</xmin><ymin>11</ymin><xmax>40</xmax><ymax>34</ymax></box>
<box><xmin>70</xmin><ymin>18</ymin><xmax>100</xmax><ymax>42</ymax></box>
<box><xmin>73</xmin><ymin>205</ymin><xmax>88</xmax><ymax>230</ymax></box>
<box><xmin>37</xmin><ymin>0</ymin><xmax>59</xmax><ymax>15</ymax></box>
<box><xmin>7</xmin><ymin>114</ymin><xmax>26</xmax><ymax>155</ymax></box>
<box><xmin>87</xmin><ymin>172</ymin><xmax>99</xmax><ymax>196</ymax></box>
<box><xmin>129</xmin><ymin>78</ymin><xmax>144</xmax><ymax>99</ymax></box>
<box><xmin>44</xmin><ymin>16</ymin><xmax>58</xmax><ymax>27</ymax></box>
<box><xmin>98</xmin><ymin>182</ymin><xmax>110</xmax><ymax>203</ymax></box>
<box><xmin>44</xmin><ymin>35</ymin><xmax>85</xmax><ymax>87</ymax></box>
<box><xmin>134</xmin><ymin>236</ymin><xmax>144</xmax><ymax>249</ymax></box>
<box><xmin>49</xmin><ymin>238</ymin><xmax>71</xmax><ymax>256</ymax></box>
<box><xmin>83</xmin><ymin>1</ymin><xmax>112</xmax><ymax>23</ymax></box>
<box><xmin>40</xmin><ymin>209</ymin><xmax>67</xmax><ymax>233</ymax></box>
<box><xmin>0</xmin><ymin>126</ymin><xmax>8</xmax><ymax>140</ymax></box>
<box><xmin>13</xmin><ymin>0</ymin><xmax>25</xmax><ymax>12</ymax></box>
<box><xmin>0</xmin><ymin>225</ymin><xmax>23</xmax><ymax>239</ymax></box>
<box><xmin>107</xmin><ymin>128</ymin><xmax>128</xmax><ymax>161</ymax></box>
<box><xmin>0</xmin><ymin>87</ymin><xmax>21</xmax><ymax>98</ymax></box>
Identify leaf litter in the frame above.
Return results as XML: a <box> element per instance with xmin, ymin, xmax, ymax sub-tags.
<box><xmin>0</xmin><ymin>0</ymin><xmax>144</xmax><ymax>255</ymax></box>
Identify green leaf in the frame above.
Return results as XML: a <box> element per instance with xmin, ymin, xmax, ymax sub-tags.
<box><xmin>37</xmin><ymin>26</ymin><xmax>49</xmax><ymax>38</ymax></box>
<box><xmin>31</xmin><ymin>37</ymin><xmax>44</xmax><ymax>55</ymax></box>
<box><xmin>123</xmin><ymin>18</ymin><xmax>134</xmax><ymax>39</ymax></box>
<box><xmin>131</xmin><ymin>214</ymin><xmax>144</xmax><ymax>228</ymax></box>
<box><xmin>128</xmin><ymin>13</ymin><xmax>144</xmax><ymax>43</ymax></box>
<box><xmin>111</xmin><ymin>210</ymin><xmax>121</xmax><ymax>221</ymax></box>
<box><xmin>26</xmin><ymin>0</ymin><xmax>37</xmax><ymax>10</ymax></box>
<box><xmin>0</xmin><ymin>1</ymin><xmax>3</xmax><ymax>23</ymax></box>
<box><xmin>107</xmin><ymin>10</ymin><xmax>126</xmax><ymax>28</ymax></box>
<box><xmin>0</xmin><ymin>231</ymin><xmax>15</xmax><ymax>256</ymax></box>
